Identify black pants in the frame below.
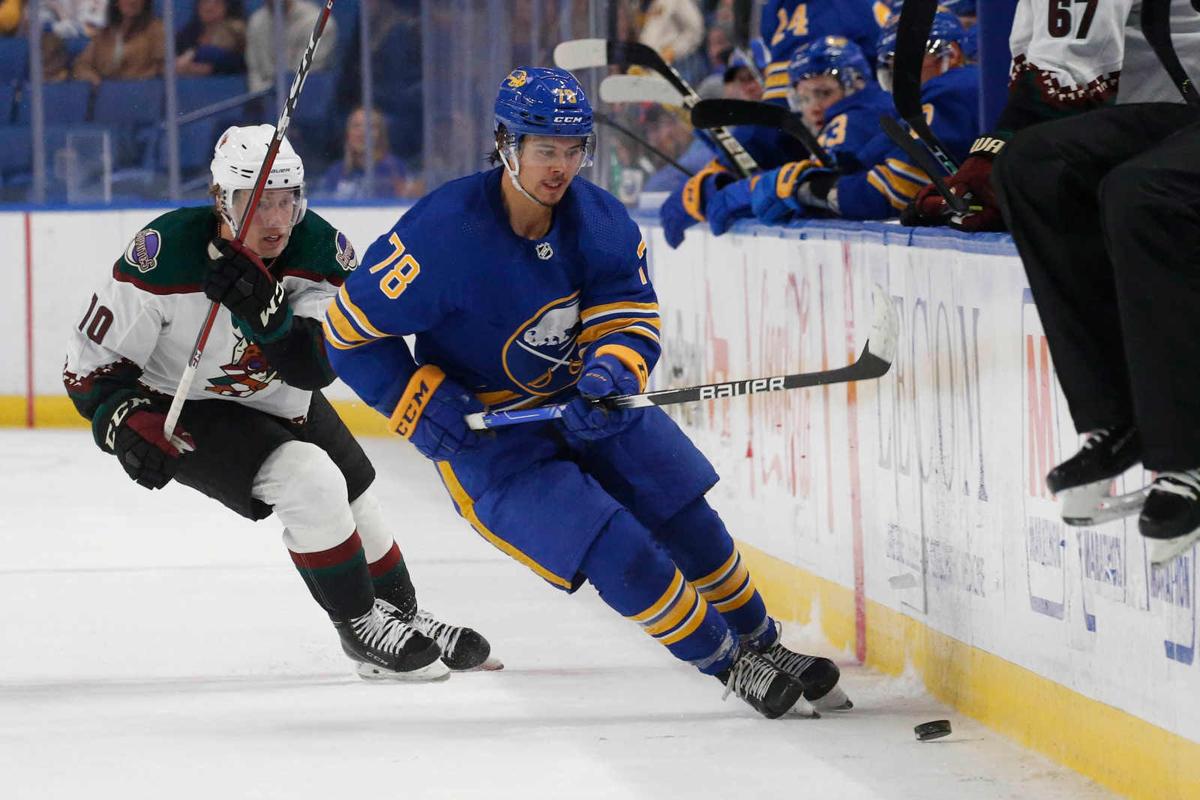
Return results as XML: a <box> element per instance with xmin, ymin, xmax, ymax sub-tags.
<box><xmin>173</xmin><ymin>390</ymin><xmax>375</xmax><ymax>520</ymax></box>
<box><xmin>993</xmin><ymin>103</ymin><xmax>1200</xmax><ymax>470</ymax></box>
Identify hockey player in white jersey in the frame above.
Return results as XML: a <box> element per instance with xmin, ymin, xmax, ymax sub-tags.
<box><xmin>987</xmin><ymin>2</ymin><xmax>1200</xmax><ymax>564</ymax></box>
<box><xmin>63</xmin><ymin>125</ymin><xmax>499</xmax><ymax>678</ymax></box>
<box><xmin>905</xmin><ymin>0</ymin><xmax>1200</xmax><ymax>232</ymax></box>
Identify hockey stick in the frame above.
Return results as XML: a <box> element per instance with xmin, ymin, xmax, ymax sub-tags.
<box><xmin>1141</xmin><ymin>0</ymin><xmax>1200</xmax><ymax>107</ymax></box>
<box><xmin>163</xmin><ymin>0</ymin><xmax>336</xmax><ymax>442</ymax></box>
<box><xmin>595</xmin><ymin>112</ymin><xmax>696</xmax><ymax>177</ymax></box>
<box><xmin>599</xmin><ymin>74</ymin><xmax>685</xmax><ymax>107</ymax></box>
<box><xmin>890</xmin><ymin>0</ymin><xmax>962</xmax><ymax>177</ymax></box>
<box><xmin>878</xmin><ymin>114</ymin><xmax>971</xmax><ymax>214</ymax></box>
<box><xmin>690</xmin><ymin>98</ymin><xmax>836</xmax><ymax>169</ymax></box>
<box><xmin>554</xmin><ymin>38</ymin><xmax>759</xmax><ymax>178</ymax></box>
<box><xmin>466</xmin><ymin>283</ymin><xmax>898</xmax><ymax>431</ymax></box>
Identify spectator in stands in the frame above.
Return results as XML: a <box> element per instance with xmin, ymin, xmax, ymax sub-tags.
<box><xmin>643</xmin><ymin>106</ymin><xmax>708</xmax><ymax>193</ymax></box>
<box><xmin>176</xmin><ymin>0</ymin><xmax>246</xmax><ymax>76</ymax></box>
<box><xmin>637</xmin><ymin>0</ymin><xmax>705</xmax><ymax>81</ymax></box>
<box><xmin>246</xmin><ymin>0</ymin><xmax>337</xmax><ymax>93</ymax></box>
<box><xmin>0</xmin><ymin>0</ymin><xmax>21</xmax><ymax>35</ymax></box>
<box><xmin>336</xmin><ymin>0</ymin><xmax>420</xmax><ymax>162</ymax></box>
<box><xmin>72</xmin><ymin>0</ymin><xmax>164</xmax><ymax>86</ymax></box>
<box><xmin>40</xmin><ymin>0</ymin><xmax>105</xmax><ymax>39</ymax></box>
<box><xmin>318</xmin><ymin>106</ymin><xmax>416</xmax><ymax>200</ymax></box>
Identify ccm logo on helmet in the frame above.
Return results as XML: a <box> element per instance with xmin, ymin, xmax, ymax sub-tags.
<box><xmin>553</xmin><ymin>116</ymin><xmax>584</xmax><ymax>123</ymax></box>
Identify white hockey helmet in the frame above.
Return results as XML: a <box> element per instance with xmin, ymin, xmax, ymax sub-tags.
<box><xmin>210</xmin><ymin>124</ymin><xmax>307</xmax><ymax>234</ymax></box>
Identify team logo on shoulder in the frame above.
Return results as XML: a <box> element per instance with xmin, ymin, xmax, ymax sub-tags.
<box><xmin>506</xmin><ymin>69</ymin><xmax>528</xmax><ymax>88</ymax></box>
<box><xmin>502</xmin><ymin>293</ymin><xmax>583</xmax><ymax>396</ymax></box>
<box><xmin>535</xmin><ymin>242</ymin><xmax>554</xmax><ymax>260</ymax></box>
<box><xmin>124</xmin><ymin>229</ymin><xmax>161</xmax><ymax>273</ymax></box>
<box><xmin>334</xmin><ymin>231</ymin><xmax>358</xmax><ymax>272</ymax></box>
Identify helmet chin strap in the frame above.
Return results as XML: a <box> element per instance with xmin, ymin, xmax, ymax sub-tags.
<box><xmin>498</xmin><ymin>148</ymin><xmax>553</xmax><ymax>209</ymax></box>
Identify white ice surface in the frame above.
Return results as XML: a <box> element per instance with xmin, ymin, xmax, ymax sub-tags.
<box><xmin>0</xmin><ymin>430</ymin><xmax>1113</xmax><ymax>800</ymax></box>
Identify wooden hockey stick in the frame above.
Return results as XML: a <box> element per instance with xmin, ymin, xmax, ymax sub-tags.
<box><xmin>599</xmin><ymin>74</ymin><xmax>685</xmax><ymax>107</ymax></box>
<box><xmin>163</xmin><ymin>0</ymin><xmax>336</xmax><ymax>442</ymax></box>
<box><xmin>554</xmin><ymin>38</ymin><xmax>759</xmax><ymax>177</ymax></box>
<box><xmin>466</xmin><ymin>284</ymin><xmax>897</xmax><ymax>431</ymax></box>
<box><xmin>1141</xmin><ymin>0</ymin><xmax>1200</xmax><ymax>107</ymax></box>
<box><xmin>689</xmin><ymin>98</ymin><xmax>836</xmax><ymax>169</ymax></box>
<box><xmin>595</xmin><ymin>112</ymin><xmax>696</xmax><ymax>177</ymax></box>
<box><xmin>878</xmin><ymin>114</ymin><xmax>973</xmax><ymax>214</ymax></box>
<box><xmin>890</xmin><ymin>0</ymin><xmax>963</xmax><ymax>179</ymax></box>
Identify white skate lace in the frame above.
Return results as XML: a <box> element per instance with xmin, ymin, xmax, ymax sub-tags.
<box><xmin>413</xmin><ymin>609</ymin><xmax>464</xmax><ymax>659</ymax></box>
<box><xmin>765</xmin><ymin>644</ymin><xmax>816</xmax><ymax>677</ymax></box>
<box><xmin>1082</xmin><ymin>426</ymin><xmax>1129</xmax><ymax>452</ymax></box>
<box><xmin>721</xmin><ymin>651</ymin><xmax>777</xmax><ymax>703</ymax></box>
<box><xmin>1153</xmin><ymin>470</ymin><xmax>1200</xmax><ymax>501</ymax></box>
<box><xmin>351</xmin><ymin>607</ymin><xmax>417</xmax><ymax>655</ymax></box>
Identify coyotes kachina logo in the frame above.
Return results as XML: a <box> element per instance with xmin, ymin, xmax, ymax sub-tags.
<box><xmin>205</xmin><ymin>331</ymin><xmax>277</xmax><ymax>397</ymax></box>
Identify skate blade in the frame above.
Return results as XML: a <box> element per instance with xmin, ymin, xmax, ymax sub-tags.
<box><xmin>452</xmin><ymin>656</ymin><xmax>505</xmax><ymax>672</ymax></box>
<box><xmin>1060</xmin><ymin>482</ymin><xmax>1146</xmax><ymax>526</ymax></box>
<box><xmin>787</xmin><ymin>697</ymin><xmax>821</xmax><ymax>719</ymax></box>
<box><xmin>812</xmin><ymin>685</ymin><xmax>853</xmax><ymax>712</ymax></box>
<box><xmin>1148</xmin><ymin>529</ymin><xmax>1200</xmax><ymax>565</ymax></box>
<box><xmin>354</xmin><ymin>659</ymin><xmax>451</xmax><ymax>683</ymax></box>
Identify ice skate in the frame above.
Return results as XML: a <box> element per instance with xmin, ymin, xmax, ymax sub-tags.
<box><xmin>718</xmin><ymin>647</ymin><xmax>813</xmax><ymax>719</ymax></box>
<box><xmin>752</xmin><ymin>620</ymin><xmax>851</xmax><ymax>711</ymax></box>
<box><xmin>410</xmin><ymin>607</ymin><xmax>504</xmax><ymax>671</ymax></box>
<box><xmin>334</xmin><ymin>600</ymin><xmax>450</xmax><ymax>682</ymax></box>
<box><xmin>1140</xmin><ymin>470</ymin><xmax>1200</xmax><ymax>564</ymax></box>
<box><xmin>1046</xmin><ymin>425</ymin><xmax>1145</xmax><ymax>526</ymax></box>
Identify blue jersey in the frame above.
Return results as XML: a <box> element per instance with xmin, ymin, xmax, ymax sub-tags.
<box><xmin>835</xmin><ymin>65</ymin><xmax>981</xmax><ymax>220</ymax></box>
<box><xmin>324</xmin><ymin>167</ymin><xmax>660</xmax><ymax>415</ymax></box>
<box><xmin>816</xmin><ymin>81</ymin><xmax>895</xmax><ymax>172</ymax></box>
<box><xmin>761</xmin><ymin>0</ymin><xmax>883</xmax><ymax>104</ymax></box>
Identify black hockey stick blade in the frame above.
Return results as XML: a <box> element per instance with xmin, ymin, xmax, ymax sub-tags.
<box><xmin>554</xmin><ymin>38</ymin><xmax>758</xmax><ymax>177</ymax></box>
<box><xmin>691</xmin><ymin>99</ymin><xmax>837</xmax><ymax>169</ymax></box>
<box><xmin>1141</xmin><ymin>0</ymin><xmax>1200</xmax><ymax>107</ymax></box>
<box><xmin>879</xmin><ymin>114</ymin><xmax>969</xmax><ymax>214</ymax></box>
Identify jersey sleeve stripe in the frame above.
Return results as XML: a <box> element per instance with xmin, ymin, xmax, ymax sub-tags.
<box><xmin>324</xmin><ymin>300</ymin><xmax>374</xmax><ymax>348</ymax></box>
<box><xmin>875</xmin><ymin>164</ymin><xmax>923</xmax><ymax>200</ymax></box>
<box><xmin>579</xmin><ymin>317</ymin><xmax>662</xmax><ymax>344</ymax></box>
<box><xmin>884</xmin><ymin>158</ymin><xmax>930</xmax><ymax>187</ymax></box>
<box><xmin>580</xmin><ymin>301</ymin><xmax>660</xmax><ymax>324</ymax></box>
<box><xmin>867</xmin><ymin>170</ymin><xmax>910</xmax><ymax>211</ymax></box>
<box><xmin>335</xmin><ymin>287</ymin><xmax>390</xmax><ymax>339</ymax></box>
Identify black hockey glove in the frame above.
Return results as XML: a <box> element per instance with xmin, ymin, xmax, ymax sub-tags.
<box><xmin>96</xmin><ymin>395</ymin><xmax>195</xmax><ymax>490</ymax></box>
<box><xmin>205</xmin><ymin>238</ymin><xmax>293</xmax><ymax>341</ymax></box>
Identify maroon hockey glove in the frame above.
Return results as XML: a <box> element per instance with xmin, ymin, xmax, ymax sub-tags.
<box><xmin>100</xmin><ymin>396</ymin><xmax>195</xmax><ymax>490</ymax></box>
<box><xmin>205</xmin><ymin>238</ymin><xmax>293</xmax><ymax>340</ymax></box>
<box><xmin>902</xmin><ymin>135</ymin><xmax>1009</xmax><ymax>233</ymax></box>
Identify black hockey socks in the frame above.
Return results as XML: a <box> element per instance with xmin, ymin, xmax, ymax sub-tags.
<box><xmin>368</xmin><ymin>542</ymin><xmax>418</xmax><ymax>620</ymax></box>
<box><xmin>289</xmin><ymin>531</ymin><xmax>375</xmax><ymax>621</ymax></box>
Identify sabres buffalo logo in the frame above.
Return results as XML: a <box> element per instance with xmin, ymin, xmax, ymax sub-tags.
<box><xmin>205</xmin><ymin>331</ymin><xmax>278</xmax><ymax>397</ymax></box>
<box><xmin>502</xmin><ymin>293</ymin><xmax>583</xmax><ymax>396</ymax></box>
<box><xmin>506</xmin><ymin>69</ymin><xmax>528</xmax><ymax>88</ymax></box>
<box><xmin>124</xmin><ymin>228</ymin><xmax>161</xmax><ymax>273</ymax></box>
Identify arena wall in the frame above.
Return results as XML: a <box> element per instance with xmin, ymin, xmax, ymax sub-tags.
<box><xmin>3</xmin><ymin>206</ymin><xmax>1197</xmax><ymax>798</ymax></box>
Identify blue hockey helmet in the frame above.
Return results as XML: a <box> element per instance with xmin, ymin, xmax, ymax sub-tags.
<box><xmin>494</xmin><ymin>66</ymin><xmax>594</xmax><ymax>143</ymax></box>
<box><xmin>876</xmin><ymin>8</ymin><xmax>967</xmax><ymax>90</ymax></box>
<box><xmin>788</xmin><ymin>36</ymin><xmax>871</xmax><ymax>91</ymax></box>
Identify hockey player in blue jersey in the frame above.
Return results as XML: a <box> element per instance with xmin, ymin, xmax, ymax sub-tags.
<box><xmin>751</xmin><ymin>8</ymin><xmax>979</xmax><ymax>222</ymax></box>
<box><xmin>324</xmin><ymin>66</ymin><xmax>851</xmax><ymax>719</ymax></box>
<box><xmin>760</xmin><ymin>0</ymin><xmax>884</xmax><ymax>104</ymax></box>
<box><xmin>700</xmin><ymin>36</ymin><xmax>895</xmax><ymax>234</ymax></box>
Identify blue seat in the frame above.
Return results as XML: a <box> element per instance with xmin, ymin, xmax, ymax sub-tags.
<box><xmin>0</xmin><ymin>82</ymin><xmax>15</xmax><ymax>124</ymax></box>
<box><xmin>0</xmin><ymin>125</ymin><xmax>32</xmax><ymax>177</ymax></box>
<box><xmin>157</xmin><ymin>116</ymin><xmax>219</xmax><ymax>172</ymax></box>
<box><xmin>175</xmin><ymin>75</ymin><xmax>248</xmax><ymax>126</ymax></box>
<box><xmin>94</xmin><ymin>78</ymin><xmax>164</xmax><ymax>126</ymax></box>
<box><xmin>16</xmin><ymin>81</ymin><xmax>91</xmax><ymax>124</ymax></box>
<box><xmin>0</xmin><ymin>38</ymin><xmax>29</xmax><ymax>82</ymax></box>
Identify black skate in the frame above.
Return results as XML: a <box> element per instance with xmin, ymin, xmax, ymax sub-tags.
<box><xmin>751</xmin><ymin>621</ymin><xmax>851</xmax><ymax>711</ymax></box>
<box><xmin>377</xmin><ymin>600</ymin><xmax>503</xmax><ymax>671</ymax></box>
<box><xmin>718</xmin><ymin>647</ymin><xmax>813</xmax><ymax>719</ymax></box>
<box><xmin>411</xmin><ymin>608</ymin><xmax>504</xmax><ymax>671</ymax></box>
<box><xmin>334</xmin><ymin>600</ymin><xmax>450</xmax><ymax>682</ymax></box>
<box><xmin>1139</xmin><ymin>470</ymin><xmax>1200</xmax><ymax>565</ymax></box>
<box><xmin>1046</xmin><ymin>425</ymin><xmax>1145</xmax><ymax>526</ymax></box>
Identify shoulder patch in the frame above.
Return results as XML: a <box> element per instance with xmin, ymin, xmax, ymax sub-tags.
<box><xmin>123</xmin><ymin>228</ymin><xmax>162</xmax><ymax>273</ymax></box>
<box><xmin>334</xmin><ymin>230</ymin><xmax>358</xmax><ymax>272</ymax></box>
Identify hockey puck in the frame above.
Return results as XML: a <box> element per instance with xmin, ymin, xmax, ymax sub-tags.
<box><xmin>914</xmin><ymin>720</ymin><xmax>952</xmax><ymax>741</ymax></box>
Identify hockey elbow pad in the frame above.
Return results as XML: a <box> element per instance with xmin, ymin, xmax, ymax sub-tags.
<box><xmin>389</xmin><ymin>365</ymin><xmax>484</xmax><ymax>461</ymax></box>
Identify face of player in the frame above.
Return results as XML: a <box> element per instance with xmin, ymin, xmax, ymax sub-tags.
<box><xmin>920</xmin><ymin>44</ymin><xmax>964</xmax><ymax>85</ymax></box>
<box><xmin>792</xmin><ymin>75</ymin><xmax>845</xmax><ymax>131</ymax></box>
<box><xmin>723</xmin><ymin>67</ymin><xmax>763</xmax><ymax>102</ymax></box>
<box><xmin>516</xmin><ymin>135</ymin><xmax>588</xmax><ymax>206</ymax></box>
<box><xmin>225</xmin><ymin>188</ymin><xmax>303</xmax><ymax>259</ymax></box>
